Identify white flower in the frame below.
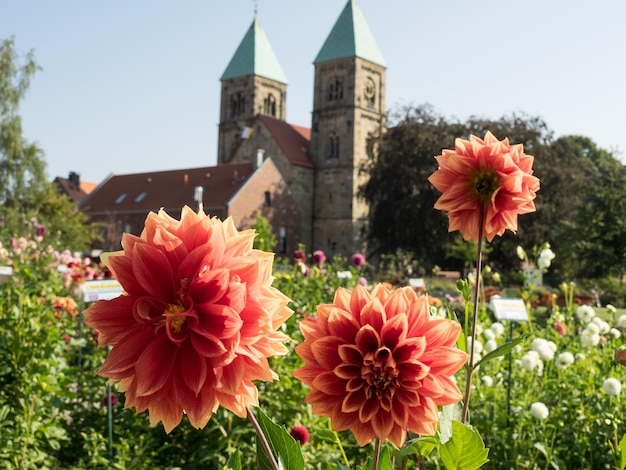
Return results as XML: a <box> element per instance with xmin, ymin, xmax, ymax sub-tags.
<box><xmin>490</xmin><ymin>322</ymin><xmax>505</xmax><ymax>337</ymax></box>
<box><xmin>617</xmin><ymin>314</ymin><xmax>626</xmax><ymax>329</ymax></box>
<box><xmin>336</xmin><ymin>270</ymin><xmax>353</xmax><ymax>280</ymax></box>
<box><xmin>547</xmin><ymin>340</ymin><xmax>557</xmax><ymax>352</ymax></box>
<box><xmin>483</xmin><ymin>329</ymin><xmax>496</xmax><ymax>341</ymax></box>
<box><xmin>580</xmin><ymin>328</ymin><xmax>600</xmax><ymax>347</ymax></box>
<box><xmin>576</xmin><ymin>305</ymin><xmax>596</xmax><ymax>323</ymax></box>
<box><xmin>531</xmin><ymin>338</ymin><xmax>554</xmax><ymax>360</ymax></box>
<box><xmin>481</xmin><ymin>375</ymin><xmax>493</xmax><ymax>387</ymax></box>
<box><xmin>516</xmin><ymin>246</ymin><xmax>526</xmax><ymax>261</ymax></box>
<box><xmin>603</xmin><ymin>378</ymin><xmax>622</xmax><ymax>396</ymax></box>
<box><xmin>606</xmin><ymin>304</ymin><xmax>617</xmax><ymax>313</ymax></box>
<box><xmin>513</xmin><ymin>344</ymin><xmax>524</xmax><ymax>355</ymax></box>
<box><xmin>530</xmin><ymin>402</ymin><xmax>549</xmax><ymax>420</ymax></box>
<box><xmin>484</xmin><ymin>339</ymin><xmax>498</xmax><ymax>353</ymax></box>
<box><xmin>575</xmin><ymin>352</ymin><xmax>586</xmax><ymax>361</ymax></box>
<box><xmin>551</xmin><ymin>312</ymin><xmax>565</xmax><ymax>323</ymax></box>
<box><xmin>555</xmin><ymin>352</ymin><xmax>574</xmax><ymax>369</ymax></box>
<box><xmin>474</xmin><ymin>323</ymin><xmax>484</xmax><ymax>336</ymax></box>
<box><xmin>591</xmin><ymin>317</ymin><xmax>610</xmax><ymax>334</ymax></box>
<box><xmin>586</xmin><ymin>322</ymin><xmax>600</xmax><ymax>335</ymax></box>
<box><xmin>609</xmin><ymin>328</ymin><xmax>621</xmax><ymax>339</ymax></box>
<box><xmin>537</xmin><ymin>248</ymin><xmax>555</xmax><ymax>269</ymax></box>
<box><xmin>492</xmin><ymin>272</ymin><xmax>501</xmax><ymax>284</ymax></box>
<box><xmin>522</xmin><ymin>351</ymin><xmax>541</xmax><ymax>371</ymax></box>
<box><xmin>468</xmin><ymin>337</ymin><xmax>483</xmax><ymax>355</ymax></box>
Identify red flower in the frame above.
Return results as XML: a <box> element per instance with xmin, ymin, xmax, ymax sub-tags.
<box><xmin>289</xmin><ymin>425</ymin><xmax>310</xmax><ymax>445</ymax></box>
<box><xmin>552</xmin><ymin>321</ymin><xmax>567</xmax><ymax>336</ymax></box>
<box><xmin>293</xmin><ymin>284</ymin><xmax>467</xmax><ymax>447</ymax></box>
<box><xmin>84</xmin><ymin>207</ymin><xmax>292</xmax><ymax>432</ymax></box>
<box><xmin>312</xmin><ymin>250</ymin><xmax>326</xmax><ymax>265</ymax></box>
<box><xmin>428</xmin><ymin>131</ymin><xmax>540</xmax><ymax>243</ymax></box>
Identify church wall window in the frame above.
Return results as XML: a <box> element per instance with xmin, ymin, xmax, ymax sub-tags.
<box><xmin>327</xmin><ymin>77</ymin><xmax>343</xmax><ymax>101</ymax></box>
<box><xmin>263</xmin><ymin>93</ymin><xmax>276</xmax><ymax>116</ymax></box>
<box><xmin>328</xmin><ymin>134</ymin><xmax>340</xmax><ymax>159</ymax></box>
<box><xmin>230</xmin><ymin>92</ymin><xmax>246</xmax><ymax>117</ymax></box>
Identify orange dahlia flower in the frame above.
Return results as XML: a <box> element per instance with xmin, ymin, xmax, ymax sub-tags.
<box><xmin>428</xmin><ymin>131</ymin><xmax>540</xmax><ymax>243</ymax></box>
<box><xmin>84</xmin><ymin>206</ymin><xmax>292</xmax><ymax>432</ymax></box>
<box><xmin>293</xmin><ymin>284</ymin><xmax>467</xmax><ymax>447</ymax></box>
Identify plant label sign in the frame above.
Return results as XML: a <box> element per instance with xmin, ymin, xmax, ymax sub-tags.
<box><xmin>490</xmin><ymin>298</ymin><xmax>529</xmax><ymax>322</ymax></box>
<box><xmin>81</xmin><ymin>279</ymin><xmax>123</xmax><ymax>303</ymax></box>
<box><xmin>0</xmin><ymin>265</ymin><xmax>12</xmax><ymax>284</ymax></box>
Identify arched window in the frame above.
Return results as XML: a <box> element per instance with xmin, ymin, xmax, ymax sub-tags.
<box><xmin>230</xmin><ymin>92</ymin><xmax>246</xmax><ymax>117</ymax></box>
<box><xmin>327</xmin><ymin>77</ymin><xmax>343</xmax><ymax>101</ymax></box>
<box><xmin>328</xmin><ymin>134</ymin><xmax>340</xmax><ymax>159</ymax></box>
<box><xmin>364</xmin><ymin>77</ymin><xmax>376</xmax><ymax>108</ymax></box>
<box><xmin>264</xmin><ymin>93</ymin><xmax>276</xmax><ymax>116</ymax></box>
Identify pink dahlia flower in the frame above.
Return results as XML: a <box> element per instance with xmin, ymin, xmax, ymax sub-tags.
<box><xmin>293</xmin><ymin>284</ymin><xmax>467</xmax><ymax>447</ymax></box>
<box><xmin>312</xmin><ymin>250</ymin><xmax>326</xmax><ymax>265</ymax></box>
<box><xmin>428</xmin><ymin>131</ymin><xmax>540</xmax><ymax>243</ymax></box>
<box><xmin>84</xmin><ymin>206</ymin><xmax>292</xmax><ymax>432</ymax></box>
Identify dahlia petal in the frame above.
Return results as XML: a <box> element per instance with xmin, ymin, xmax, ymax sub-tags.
<box><xmin>148</xmin><ymin>397</ymin><xmax>183</xmax><ymax>434</ymax></box>
<box><xmin>328</xmin><ymin>307</ymin><xmax>360</xmax><ymax>342</ymax></box>
<box><xmin>355</xmin><ymin>325</ymin><xmax>381</xmax><ymax>352</ymax></box>
<box><xmin>380</xmin><ymin>311</ymin><xmax>408</xmax><ymax>347</ymax></box>
<box><xmin>180</xmin><ymin>340</ymin><xmax>208</xmax><ymax>395</ymax></box>
<box><xmin>134</xmin><ymin>334</ymin><xmax>179</xmax><ymax>396</ymax></box>
<box><xmin>337</xmin><ymin>344</ymin><xmax>363</xmax><ymax>365</ymax></box>
<box><xmin>312</xmin><ymin>371</ymin><xmax>347</xmax><ymax>395</ymax></box>
<box><xmin>359</xmin><ymin>397</ymin><xmax>380</xmax><ymax>423</ymax></box>
<box><xmin>371</xmin><ymin>410</ymin><xmax>394</xmax><ymax>440</ymax></box>
<box><xmin>349</xmin><ymin>284</ymin><xmax>372</xmax><ymax>317</ymax></box>
<box><xmin>84</xmin><ymin>295</ymin><xmax>136</xmax><ymax>344</ymax></box>
<box><xmin>310</xmin><ymin>336</ymin><xmax>343</xmax><ymax>369</ymax></box>
<box><xmin>98</xmin><ymin>327</ymin><xmax>155</xmax><ymax>377</ymax></box>
<box><xmin>420</xmin><ymin>346</ymin><xmax>468</xmax><ymax>375</ymax></box>
<box><xmin>342</xmin><ymin>388</ymin><xmax>367</xmax><ymax>413</ymax></box>
<box><xmin>132</xmin><ymin>243</ymin><xmax>176</xmax><ymax>302</ymax></box>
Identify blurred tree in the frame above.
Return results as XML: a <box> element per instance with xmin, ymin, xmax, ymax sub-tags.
<box><xmin>252</xmin><ymin>213</ymin><xmax>277</xmax><ymax>253</ymax></box>
<box><xmin>0</xmin><ymin>37</ymin><xmax>98</xmax><ymax>251</ymax></box>
<box><xmin>361</xmin><ymin>103</ymin><xmax>626</xmax><ymax>283</ymax></box>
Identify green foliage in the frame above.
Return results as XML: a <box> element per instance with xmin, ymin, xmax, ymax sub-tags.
<box><xmin>253</xmin><ymin>213</ymin><xmax>278</xmax><ymax>253</ymax></box>
<box><xmin>439</xmin><ymin>421</ymin><xmax>489</xmax><ymax>470</ymax></box>
<box><xmin>362</xmin><ymin>104</ymin><xmax>626</xmax><ymax>285</ymax></box>
<box><xmin>0</xmin><ymin>37</ymin><xmax>99</xmax><ymax>252</ymax></box>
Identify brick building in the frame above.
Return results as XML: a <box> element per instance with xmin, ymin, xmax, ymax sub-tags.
<box><xmin>81</xmin><ymin>0</ymin><xmax>386</xmax><ymax>258</ymax></box>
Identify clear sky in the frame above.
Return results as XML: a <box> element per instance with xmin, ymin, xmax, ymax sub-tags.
<box><xmin>2</xmin><ymin>0</ymin><xmax>625</xmax><ymax>185</ymax></box>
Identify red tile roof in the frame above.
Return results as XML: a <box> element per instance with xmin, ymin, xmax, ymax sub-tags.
<box><xmin>79</xmin><ymin>163</ymin><xmax>254</xmax><ymax>215</ymax></box>
<box><xmin>252</xmin><ymin>115</ymin><xmax>313</xmax><ymax>168</ymax></box>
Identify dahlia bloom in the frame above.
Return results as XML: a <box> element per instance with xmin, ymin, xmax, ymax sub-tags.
<box><xmin>603</xmin><ymin>377</ymin><xmax>622</xmax><ymax>396</ymax></box>
<box><xmin>293</xmin><ymin>284</ymin><xmax>467</xmax><ymax>447</ymax></box>
<box><xmin>289</xmin><ymin>425</ymin><xmax>310</xmax><ymax>445</ymax></box>
<box><xmin>84</xmin><ymin>207</ymin><xmax>292</xmax><ymax>432</ymax></box>
<box><xmin>351</xmin><ymin>253</ymin><xmax>365</xmax><ymax>267</ymax></box>
<box><xmin>428</xmin><ymin>131</ymin><xmax>540</xmax><ymax>243</ymax></box>
<box><xmin>312</xmin><ymin>250</ymin><xmax>326</xmax><ymax>265</ymax></box>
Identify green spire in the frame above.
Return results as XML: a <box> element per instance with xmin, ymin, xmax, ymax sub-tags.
<box><xmin>314</xmin><ymin>0</ymin><xmax>386</xmax><ymax>67</ymax></box>
<box><xmin>221</xmin><ymin>18</ymin><xmax>288</xmax><ymax>83</ymax></box>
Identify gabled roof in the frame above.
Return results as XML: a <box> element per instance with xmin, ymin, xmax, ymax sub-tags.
<box><xmin>221</xmin><ymin>18</ymin><xmax>288</xmax><ymax>83</ymax></box>
<box><xmin>79</xmin><ymin>163</ymin><xmax>254</xmax><ymax>215</ymax></box>
<box><xmin>231</xmin><ymin>115</ymin><xmax>313</xmax><ymax>169</ymax></box>
<box><xmin>314</xmin><ymin>0</ymin><xmax>386</xmax><ymax>67</ymax></box>
<box><xmin>53</xmin><ymin>176</ymin><xmax>97</xmax><ymax>203</ymax></box>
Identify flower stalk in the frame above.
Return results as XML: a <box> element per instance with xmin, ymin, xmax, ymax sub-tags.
<box><xmin>461</xmin><ymin>203</ymin><xmax>485</xmax><ymax>424</ymax></box>
<box><xmin>247</xmin><ymin>407</ymin><xmax>281</xmax><ymax>470</ymax></box>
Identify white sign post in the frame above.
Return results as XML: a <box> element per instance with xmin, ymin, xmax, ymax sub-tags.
<box><xmin>490</xmin><ymin>297</ymin><xmax>529</xmax><ymax>322</ymax></box>
<box><xmin>81</xmin><ymin>279</ymin><xmax>123</xmax><ymax>303</ymax></box>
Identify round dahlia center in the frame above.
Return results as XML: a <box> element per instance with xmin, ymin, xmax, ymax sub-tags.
<box><xmin>361</xmin><ymin>346</ymin><xmax>398</xmax><ymax>391</ymax></box>
<box><xmin>472</xmin><ymin>169</ymin><xmax>500</xmax><ymax>200</ymax></box>
<box><xmin>164</xmin><ymin>303</ymin><xmax>187</xmax><ymax>332</ymax></box>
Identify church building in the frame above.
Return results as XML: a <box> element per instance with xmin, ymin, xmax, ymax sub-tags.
<box><xmin>219</xmin><ymin>0</ymin><xmax>387</xmax><ymax>257</ymax></box>
<box><xmin>80</xmin><ymin>0</ymin><xmax>386</xmax><ymax>259</ymax></box>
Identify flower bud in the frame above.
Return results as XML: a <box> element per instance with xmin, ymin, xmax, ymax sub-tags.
<box><xmin>615</xmin><ymin>345</ymin><xmax>626</xmax><ymax>365</ymax></box>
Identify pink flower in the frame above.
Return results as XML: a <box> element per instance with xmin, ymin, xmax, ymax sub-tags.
<box><xmin>553</xmin><ymin>322</ymin><xmax>567</xmax><ymax>336</ymax></box>
<box><xmin>312</xmin><ymin>250</ymin><xmax>326</xmax><ymax>265</ymax></box>
<box><xmin>84</xmin><ymin>207</ymin><xmax>292</xmax><ymax>432</ymax></box>
<box><xmin>428</xmin><ymin>131</ymin><xmax>540</xmax><ymax>243</ymax></box>
<box><xmin>351</xmin><ymin>253</ymin><xmax>365</xmax><ymax>267</ymax></box>
<box><xmin>293</xmin><ymin>284</ymin><xmax>467</xmax><ymax>447</ymax></box>
<box><xmin>294</xmin><ymin>250</ymin><xmax>306</xmax><ymax>262</ymax></box>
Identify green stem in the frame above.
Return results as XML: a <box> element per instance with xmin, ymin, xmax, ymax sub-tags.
<box><xmin>332</xmin><ymin>428</ymin><xmax>350</xmax><ymax>467</ymax></box>
<box><xmin>461</xmin><ymin>204</ymin><xmax>485</xmax><ymax>424</ymax></box>
<box><xmin>246</xmin><ymin>407</ymin><xmax>280</xmax><ymax>470</ymax></box>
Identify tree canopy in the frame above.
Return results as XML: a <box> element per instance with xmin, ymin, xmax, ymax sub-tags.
<box><xmin>0</xmin><ymin>38</ymin><xmax>98</xmax><ymax>251</ymax></box>
<box><xmin>361</xmin><ymin>104</ymin><xmax>626</xmax><ymax>283</ymax></box>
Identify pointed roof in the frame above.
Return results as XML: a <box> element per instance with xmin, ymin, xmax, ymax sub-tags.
<box><xmin>221</xmin><ymin>18</ymin><xmax>288</xmax><ymax>83</ymax></box>
<box><xmin>314</xmin><ymin>0</ymin><xmax>386</xmax><ymax>67</ymax></box>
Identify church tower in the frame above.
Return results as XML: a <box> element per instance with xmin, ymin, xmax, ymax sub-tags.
<box><xmin>218</xmin><ymin>18</ymin><xmax>287</xmax><ymax>163</ymax></box>
<box><xmin>310</xmin><ymin>0</ymin><xmax>386</xmax><ymax>256</ymax></box>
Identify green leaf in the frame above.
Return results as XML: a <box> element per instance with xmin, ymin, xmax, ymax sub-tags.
<box><xmin>474</xmin><ymin>334</ymin><xmax>528</xmax><ymax>369</ymax></box>
<box><xmin>397</xmin><ymin>435</ymin><xmax>439</xmax><ymax>458</ymax></box>
<box><xmin>254</xmin><ymin>407</ymin><xmax>304</xmax><ymax>470</ymax></box>
<box><xmin>357</xmin><ymin>445</ymin><xmax>393</xmax><ymax>470</ymax></box>
<box><xmin>439</xmin><ymin>403</ymin><xmax>463</xmax><ymax>444</ymax></box>
<box><xmin>224</xmin><ymin>449</ymin><xmax>242</xmax><ymax>470</ymax></box>
<box><xmin>439</xmin><ymin>421</ymin><xmax>489</xmax><ymax>470</ymax></box>
<box><xmin>620</xmin><ymin>434</ymin><xmax>626</xmax><ymax>470</ymax></box>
